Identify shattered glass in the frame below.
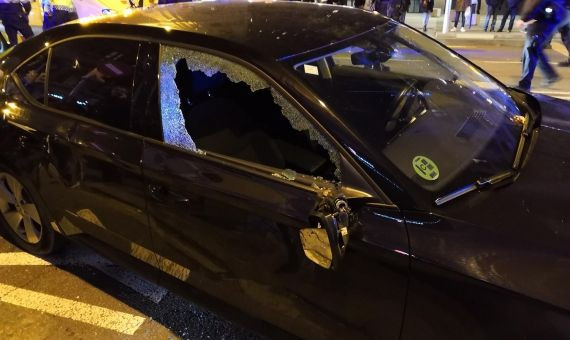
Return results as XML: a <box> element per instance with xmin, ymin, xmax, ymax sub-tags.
<box><xmin>159</xmin><ymin>60</ymin><xmax>197</xmax><ymax>151</ymax></box>
<box><xmin>159</xmin><ymin>45</ymin><xmax>341</xmax><ymax>180</ymax></box>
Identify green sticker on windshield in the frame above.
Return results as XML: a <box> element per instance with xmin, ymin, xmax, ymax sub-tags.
<box><xmin>412</xmin><ymin>156</ymin><xmax>439</xmax><ymax>181</ymax></box>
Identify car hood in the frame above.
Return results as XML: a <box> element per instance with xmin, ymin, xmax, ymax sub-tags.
<box><xmin>405</xmin><ymin>95</ymin><xmax>570</xmax><ymax>311</ymax></box>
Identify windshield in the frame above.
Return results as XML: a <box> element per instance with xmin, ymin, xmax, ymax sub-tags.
<box><xmin>289</xmin><ymin>22</ymin><xmax>523</xmax><ymax>196</ymax></box>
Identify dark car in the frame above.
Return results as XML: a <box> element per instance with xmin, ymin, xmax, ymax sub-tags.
<box><xmin>1</xmin><ymin>2</ymin><xmax>570</xmax><ymax>339</ymax></box>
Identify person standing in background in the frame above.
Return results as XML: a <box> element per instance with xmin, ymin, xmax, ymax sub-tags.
<box><xmin>451</xmin><ymin>0</ymin><xmax>471</xmax><ymax>31</ymax></box>
<box><xmin>0</xmin><ymin>0</ymin><xmax>34</xmax><ymax>46</ymax></box>
<box><xmin>373</xmin><ymin>0</ymin><xmax>408</xmax><ymax>22</ymax></box>
<box><xmin>516</xmin><ymin>0</ymin><xmax>566</xmax><ymax>90</ymax></box>
<box><xmin>498</xmin><ymin>0</ymin><xmax>521</xmax><ymax>31</ymax></box>
<box><xmin>468</xmin><ymin>0</ymin><xmax>478</xmax><ymax>28</ymax></box>
<box><xmin>484</xmin><ymin>0</ymin><xmax>503</xmax><ymax>30</ymax></box>
<box><xmin>420</xmin><ymin>0</ymin><xmax>434</xmax><ymax>31</ymax></box>
<box><xmin>42</xmin><ymin>0</ymin><xmax>78</xmax><ymax>30</ymax></box>
<box><xmin>398</xmin><ymin>0</ymin><xmax>410</xmax><ymax>22</ymax></box>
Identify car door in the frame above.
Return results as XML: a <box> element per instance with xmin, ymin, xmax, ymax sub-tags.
<box><xmin>141</xmin><ymin>45</ymin><xmax>410</xmax><ymax>339</ymax></box>
<box><xmin>37</xmin><ymin>37</ymin><xmax>156</xmax><ymax>262</ymax></box>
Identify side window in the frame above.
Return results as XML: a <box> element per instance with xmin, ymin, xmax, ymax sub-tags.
<box><xmin>159</xmin><ymin>46</ymin><xmax>340</xmax><ymax>181</ymax></box>
<box><xmin>46</xmin><ymin>38</ymin><xmax>139</xmax><ymax>131</ymax></box>
<box><xmin>13</xmin><ymin>52</ymin><xmax>48</xmax><ymax>103</ymax></box>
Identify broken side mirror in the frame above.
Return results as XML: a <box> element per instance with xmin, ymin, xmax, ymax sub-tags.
<box><xmin>300</xmin><ymin>198</ymin><xmax>351</xmax><ymax>270</ymax></box>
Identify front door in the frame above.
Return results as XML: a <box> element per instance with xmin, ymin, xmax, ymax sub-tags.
<box><xmin>141</xmin><ymin>45</ymin><xmax>409</xmax><ymax>339</ymax></box>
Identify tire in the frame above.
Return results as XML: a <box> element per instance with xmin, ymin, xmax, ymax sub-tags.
<box><xmin>0</xmin><ymin>170</ymin><xmax>64</xmax><ymax>255</ymax></box>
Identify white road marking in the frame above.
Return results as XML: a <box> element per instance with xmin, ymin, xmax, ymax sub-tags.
<box><xmin>0</xmin><ymin>282</ymin><xmax>146</xmax><ymax>335</ymax></box>
<box><xmin>0</xmin><ymin>251</ymin><xmax>168</xmax><ymax>304</ymax></box>
<box><xmin>0</xmin><ymin>252</ymin><xmax>52</xmax><ymax>265</ymax></box>
<box><xmin>476</xmin><ymin>60</ymin><xmax>561</xmax><ymax>65</ymax></box>
<box><xmin>532</xmin><ymin>90</ymin><xmax>570</xmax><ymax>95</ymax></box>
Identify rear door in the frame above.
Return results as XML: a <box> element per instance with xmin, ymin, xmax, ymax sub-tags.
<box><xmin>38</xmin><ymin>37</ymin><xmax>156</xmax><ymax>262</ymax></box>
<box><xmin>141</xmin><ymin>44</ymin><xmax>410</xmax><ymax>339</ymax></box>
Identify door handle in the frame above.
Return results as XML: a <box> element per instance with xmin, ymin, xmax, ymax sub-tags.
<box><xmin>148</xmin><ymin>184</ymin><xmax>190</xmax><ymax>203</ymax></box>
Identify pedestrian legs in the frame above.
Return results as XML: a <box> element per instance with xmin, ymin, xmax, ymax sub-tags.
<box><xmin>519</xmin><ymin>23</ymin><xmax>559</xmax><ymax>90</ymax></box>
<box><xmin>483</xmin><ymin>5</ymin><xmax>498</xmax><ymax>31</ymax></box>
<box><xmin>498</xmin><ymin>7</ymin><xmax>516</xmax><ymax>32</ymax></box>
<box><xmin>558</xmin><ymin>10</ymin><xmax>570</xmax><ymax>66</ymax></box>
<box><xmin>469</xmin><ymin>4</ymin><xmax>476</xmax><ymax>28</ymax></box>
<box><xmin>453</xmin><ymin>10</ymin><xmax>465</xmax><ymax>28</ymax></box>
<box><xmin>2</xmin><ymin>13</ymin><xmax>33</xmax><ymax>47</ymax></box>
<box><xmin>0</xmin><ymin>3</ymin><xmax>34</xmax><ymax>47</ymax></box>
<box><xmin>423</xmin><ymin>11</ymin><xmax>431</xmax><ymax>31</ymax></box>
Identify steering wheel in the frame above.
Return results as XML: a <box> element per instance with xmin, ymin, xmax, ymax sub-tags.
<box><xmin>385</xmin><ymin>79</ymin><xmax>418</xmax><ymax>132</ymax></box>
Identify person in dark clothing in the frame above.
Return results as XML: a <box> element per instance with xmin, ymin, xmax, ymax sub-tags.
<box><xmin>373</xmin><ymin>0</ymin><xmax>409</xmax><ymax>22</ymax></box>
<box><xmin>420</xmin><ymin>0</ymin><xmax>434</xmax><ymax>31</ymax></box>
<box><xmin>483</xmin><ymin>0</ymin><xmax>505</xmax><ymax>32</ymax></box>
<box><xmin>498</xmin><ymin>0</ymin><xmax>522</xmax><ymax>31</ymax></box>
<box><xmin>516</xmin><ymin>0</ymin><xmax>567</xmax><ymax>90</ymax></box>
<box><xmin>484</xmin><ymin>0</ymin><xmax>504</xmax><ymax>31</ymax></box>
<box><xmin>354</xmin><ymin>0</ymin><xmax>366</xmax><ymax>8</ymax></box>
<box><xmin>0</xmin><ymin>0</ymin><xmax>33</xmax><ymax>47</ymax></box>
<box><xmin>557</xmin><ymin>0</ymin><xmax>570</xmax><ymax>66</ymax></box>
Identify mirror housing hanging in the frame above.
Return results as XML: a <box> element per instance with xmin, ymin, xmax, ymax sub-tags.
<box><xmin>300</xmin><ymin>196</ymin><xmax>352</xmax><ymax>270</ymax></box>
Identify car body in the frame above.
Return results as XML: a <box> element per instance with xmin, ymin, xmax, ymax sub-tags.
<box><xmin>1</xmin><ymin>2</ymin><xmax>570</xmax><ymax>339</ymax></box>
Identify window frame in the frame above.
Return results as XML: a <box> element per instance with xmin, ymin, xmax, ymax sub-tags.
<box><xmin>44</xmin><ymin>37</ymin><xmax>140</xmax><ymax>131</ymax></box>
<box><xmin>8</xmin><ymin>35</ymin><xmax>150</xmax><ymax>141</ymax></box>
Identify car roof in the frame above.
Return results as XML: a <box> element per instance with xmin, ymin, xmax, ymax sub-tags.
<box><xmin>89</xmin><ymin>1</ymin><xmax>389</xmax><ymax>60</ymax></box>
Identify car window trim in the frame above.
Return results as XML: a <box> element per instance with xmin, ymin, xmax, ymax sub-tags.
<box><xmin>142</xmin><ymin>135</ymin><xmax>335</xmax><ymax>198</ymax></box>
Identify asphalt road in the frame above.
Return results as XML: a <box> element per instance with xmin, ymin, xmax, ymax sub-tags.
<box><xmin>0</xmin><ymin>232</ymin><xmax>262</xmax><ymax>340</ymax></box>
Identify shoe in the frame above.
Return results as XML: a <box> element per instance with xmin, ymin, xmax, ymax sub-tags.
<box><xmin>451</xmin><ymin>27</ymin><xmax>457</xmax><ymax>32</ymax></box>
<box><xmin>460</xmin><ymin>27</ymin><xmax>466</xmax><ymax>32</ymax></box>
<box><xmin>544</xmin><ymin>44</ymin><xmax>552</xmax><ymax>49</ymax></box>
<box><xmin>484</xmin><ymin>28</ymin><xmax>488</xmax><ymax>32</ymax></box>
<box><xmin>558</xmin><ymin>60</ymin><xmax>570</xmax><ymax>67</ymax></box>
<box><xmin>423</xmin><ymin>26</ymin><xmax>427</xmax><ymax>32</ymax></box>
<box><xmin>541</xmin><ymin>75</ymin><xmax>560</xmax><ymax>87</ymax></box>
<box><xmin>490</xmin><ymin>28</ymin><xmax>495</xmax><ymax>32</ymax></box>
<box><xmin>497</xmin><ymin>29</ymin><xmax>503</xmax><ymax>32</ymax></box>
<box><xmin>508</xmin><ymin>30</ymin><xmax>512</xmax><ymax>33</ymax></box>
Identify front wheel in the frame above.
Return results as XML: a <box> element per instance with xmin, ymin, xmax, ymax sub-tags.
<box><xmin>0</xmin><ymin>171</ymin><xmax>63</xmax><ymax>255</ymax></box>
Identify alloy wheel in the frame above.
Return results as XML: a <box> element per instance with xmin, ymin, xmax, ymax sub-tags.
<box><xmin>0</xmin><ymin>172</ymin><xmax>43</xmax><ymax>244</ymax></box>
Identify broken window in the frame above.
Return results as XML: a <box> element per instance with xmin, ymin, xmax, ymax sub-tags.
<box><xmin>159</xmin><ymin>45</ymin><xmax>340</xmax><ymax>181</ymax></box>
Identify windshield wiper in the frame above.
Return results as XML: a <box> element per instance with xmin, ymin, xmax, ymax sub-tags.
<box><xmin>435</xmin><ymin>170</ymin><xmax>516</xmax><ymax>206</ymax></box>
<box><xmin>436</xmin><ymin>109</ymin><xmax>538</xmax><ymax>207</ymax></box>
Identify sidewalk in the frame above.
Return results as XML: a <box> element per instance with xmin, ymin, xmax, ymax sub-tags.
<box><xmin>403</xmin><ymin>12</ymin><xmax>562</xmax><ymax>47</ymax></box>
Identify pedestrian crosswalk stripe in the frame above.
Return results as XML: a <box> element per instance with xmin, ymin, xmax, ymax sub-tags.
<box><xmin>0</xmin><ymin>282</ymin><xmax>146</xmax><ymax>335</ymax></box>
<box><xmin>0</xmin><ymin>252</ymin><xmax>52</xmax><ymax>266</ymax></box>
<box><xmin>0</xmin><ymin>251</ymin><xmax>168</xmax><ymax>304</ymax></box>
